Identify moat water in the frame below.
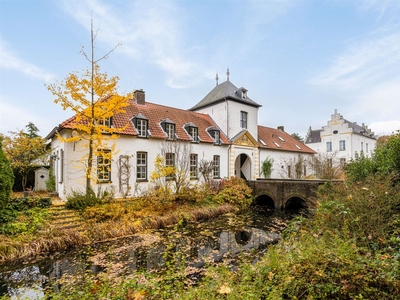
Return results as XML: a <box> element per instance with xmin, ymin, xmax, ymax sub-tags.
<box><xmin>0</xmin><ymin>207</ymin><xmax>300</xmax><ymax>299</ymax></box>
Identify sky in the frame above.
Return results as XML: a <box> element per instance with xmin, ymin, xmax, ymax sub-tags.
<box><xmin>1</xmin><ymin>0</ymin><xmax>400</xmax><ymax>139</ymax></box>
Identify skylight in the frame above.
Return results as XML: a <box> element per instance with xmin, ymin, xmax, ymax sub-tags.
<box><xmin>295</xmin><ymin>144</ymin><xmax>301</xmax><ymax>150</ymax></box>
<box><xmin>278</xmin><ymin>135</ymin><xmax>285</xmax><ymax>142</ymax></box>
<box><xmin>273</xmin><ymin>142</ymin><xmax>281</xmax><ymax>148</ymax></box>
<box><xmin>259</xmin><ymin>139</ymin><xmax>266</xmax><ymax>146</ymax></box>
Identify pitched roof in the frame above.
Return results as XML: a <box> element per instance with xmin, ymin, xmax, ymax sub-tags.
<box><xmin>258</xmin><ymin>125</ymin><xmax>316</xmax><ymax>154</ymax></box>
<box><xmin>305</xmin><ymin>129</ymin><xmax>322</xmax><ymax>143</ymax></box>
<box><xmin>52</xmin><ymin>100</ymin><xmax>230</xmax><ymax>144</ymax></box>
<box><xmin>189</xmin><ymin>80</ymin><xmax>262</xmax><ymax>111</ymax></box>
<box><xmin>344</xmin><ymin>119</ymin><xmax>376</xmax><ymax>138</ymax></box>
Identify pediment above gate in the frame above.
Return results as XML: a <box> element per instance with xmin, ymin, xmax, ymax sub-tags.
<box><xmin>231</xmin><ymin>130</ymin><xmax>258</xmax><ymax>147</ymax></box>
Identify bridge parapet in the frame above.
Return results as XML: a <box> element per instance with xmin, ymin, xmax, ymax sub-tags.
<box><xmin>247</xmin><ymin>179</ymin><xmax>342</xmax><ymax>210</ymax></box>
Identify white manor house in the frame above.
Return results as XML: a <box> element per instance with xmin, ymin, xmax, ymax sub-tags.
<box><xmin>47</xmin><ymin>76</ymin><xmax>372</xmax><ymax>200</ymax></box>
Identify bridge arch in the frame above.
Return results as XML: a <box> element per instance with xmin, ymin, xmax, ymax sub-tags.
<box><xmin>285</xmin><ymin>195</ymin><xmax>308</xmax><ymax>211</ymax></box>
<box><xmin>253</xmin><ymin>194</ymin><xmax>275</xmax><ymax>209</ymax></box>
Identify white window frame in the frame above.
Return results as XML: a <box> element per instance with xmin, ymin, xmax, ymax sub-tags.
<box><xmin>136</xmin><ymin>152</ymin><xmax>147</xmax><ymax>180</ymax></box>
<box><xmin>213</xmin><ymin>155</ymin><xmax>220</xmax><ymax>178</ymax></box>
<box><xmin>240</xmin><ymin>111</ymin><xmax>248</xmax><ymax>129</ymax></box>
<box><xmin>166</xmin><ymin>123</ymin><xmax>175</xmax><ymax>140</ymax></box>
<box><xmin>97</xmin><ymin>149</ymin><xmax>111</xmax><ymax>183</ymax></box>
<box><xmin>326</xmin><ymin>141</ymin><xmax>332</xmax><ymax>152</ymax></box>
<box><xmin>137</xmin><ymin>119</ymin><xmax>148</xmax><ymax>137</ymax></box>
<box><xmin>190</xmin><ymin>154</ymin><xmax>198</xmax><ymax>179</ymax></box>
<box><xmin>339</xmin><ymin>140</ymin><xmax>346</xmax><ymax>151</ymax></box>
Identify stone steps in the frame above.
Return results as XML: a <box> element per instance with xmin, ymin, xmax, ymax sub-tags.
<box><xmin>49</xmin><ymin>205</ymin><xmax>85</xmax><ymax>232</ymax></box>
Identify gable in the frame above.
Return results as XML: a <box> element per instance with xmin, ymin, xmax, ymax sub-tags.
<box><xmin>231</xmin><ymin>130</ymin><xmax>258</xmax><ymax>147</ymax></box>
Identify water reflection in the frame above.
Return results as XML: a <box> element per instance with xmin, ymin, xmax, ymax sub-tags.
<box><xmin>0</xmin><ymin>208</ymin><xmax>293</xmax><ymax>298</ymax></box>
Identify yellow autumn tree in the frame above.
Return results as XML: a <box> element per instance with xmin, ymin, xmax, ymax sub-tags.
<box><xmin>1</xmin><ymin>123</ymin><xmax>48</xmax><ymax>191</ymax></box>
<box><xmin>46</xmin><ymin>20</ymin><xmax>132</xmax><ymax>196</ymax></box>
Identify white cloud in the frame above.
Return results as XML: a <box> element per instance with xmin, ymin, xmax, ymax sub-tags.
<box><xmin>369</xmin><ymin>120</ymin><xmax>400</xmax><ymax>135</ymax></box>
<box><xmin>310</xmin><ymin>32</ymin><xmax>400</xmax><ymax>90</ymax></box>
<box><xmin>0</xmin><ymin>39</ymin><xmax>55</xmax><ymax>83</ymax></box>
<box><xmin>60</xmin><ymin>0</ymin><xmax>207</xmax><ymax>89</ymax></box>
<box><xmin>0</xmin><ymin>39</ymin><xmax>55</xmax><ymax>82</ymax></box>
<box><xmin>358</xmin><ymin>0</ymin><xmax>400</xmax><ymax>18</ymax></box>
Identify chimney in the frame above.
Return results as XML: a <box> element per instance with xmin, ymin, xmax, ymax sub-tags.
<box><xmin>277</xmin><ymin>126</ymin><xmax>284</xmax><ymax>132</ymax></box>
<box><xmin>134</xmin><ymin>89</ymin><xmax>145</xmax><ymax>105</ymax></box>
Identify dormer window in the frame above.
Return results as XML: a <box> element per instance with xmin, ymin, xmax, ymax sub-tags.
<box><xmin>161</xmin><ymin>118</ymin><xmax>176</xmax><ymax>140</ymax></box>
<box><xmin>240</xmin><ymin>111</ymin><xmax>248</xmax><ymax>129</ymax></box>
<box><xmin>237</xmin><ymin>87</ymin><xmax>248</xmax><ymax>99</ymax></box>
<box><xmin>131</xmin><ymin>113</ymin><xmax>149</xmax><ymax>138</ymax></box>
<box><xmin>97</xmin><ymin>117</ymin><xmax>113</xmax><ymax>128</ymax></box>
<box><xmin>207</xmin><ymin>127</ymin><xmax>221</xmax><ymax>145</ymax></box>
<box><xmin>184</xmin><ymin>122</ymin><xmax>199</xmax><ymax>143</ymax></box>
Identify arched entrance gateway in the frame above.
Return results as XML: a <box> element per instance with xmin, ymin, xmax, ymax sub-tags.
<box><xmin>235</xmin><ymin>153</ymin><xmax>251</xmax><ymax>180</ymax></box>
<box><xmin>230</xmin><ymin>130</ymin><xmax>260</xmax><ymax>181</ymax></box>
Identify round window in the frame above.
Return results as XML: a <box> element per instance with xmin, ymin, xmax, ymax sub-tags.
<box><xmin>333</xmin><ymin>130</ymin><xmax>338</xmax><ymax>134</ymax></box>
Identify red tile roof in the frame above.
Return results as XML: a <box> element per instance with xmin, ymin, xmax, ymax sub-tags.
<box><xmin>258</xmin><ymin>125</ymin><xmax>316</xmax><ymax>154</ymax></box>
<box><xmin>59</xmin><ymin>100</ymin><xmax>229</xmax><ymax>144</ymax></box>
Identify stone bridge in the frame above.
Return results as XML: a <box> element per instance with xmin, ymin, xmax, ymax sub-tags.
<box><xmin>246</xmin><ymin>179</ymin><xmax>340</xmax><ymax>210</ymax></box>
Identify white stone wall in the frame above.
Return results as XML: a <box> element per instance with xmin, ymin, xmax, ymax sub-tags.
<box><xmin>52</xmin><ymin>130</ymin><xmax>229</xmax><ymax>200</ymax></box>
<box><xmin>194</xmin><ymin>102</ymin><xmax>228</xmax><ymax>135</ymax></box>
<box><xmin>259</xmin><ymin>149</ymin><xmax>315</xmax><ymax>179</ymax></box>
<box><xmin>226</xmin><ymin>101</ymin><xmax>259</xmax><ymax>140</ymax></box>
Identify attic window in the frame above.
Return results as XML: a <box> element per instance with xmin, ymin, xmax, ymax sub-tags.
<box><xmin>131</xmin><ymin>113</ymin><xmax>149</xmax><ymax>138</ymax></box>
<box><xmin>97</xmin><ymin>117</ymin><xmax>113</xmax><ymax>128</ymax></box>
<box><xmin>278</xmin><ymin>135</ymin><xmax>285</xmax><ymax>142</ymax></box>
<box><xmin>237</xmin><ymin>87</ymin><xmax>248</xmax><ymax>99</ymax></box>
<box><xmin>207</xmin><ymin>127</ymin><xmax>221</xmax><ymax>145</ymax></box>
<box><xmin>161</xmin><ymin>118</ymin><xmax>177</xmax><ymax>140</ymax></box>
<box><xmin>273</xmin><ymin>142</ymin><xmax>281</xmax><ymax>148</ymax></box>
<box><xmin>184</xmin><ymin>123</ymin><xmax>199</xmax><ymax>143</ymax></box>
<box><xmin>295</xmin><ymin>144</ymin><xmax>301</xmax><ymax>150</ymax></box>
<box><xmin>259</xmin><ymin>139</ymin><xmax>266</xmax><ymax>146</ymax></box>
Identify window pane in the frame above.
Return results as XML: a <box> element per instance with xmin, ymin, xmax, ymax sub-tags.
<box><xmin>241</xmin><ymin>111</ymin><xmax>248</xmax><ymax>129</ymax></box>
<box><xmin>339</xmin><ymin>140</ymin><xmax>346</xmax><ymax>151</ymax></box>
<box><xmin>97</xmin><ymin>150</ymin><xmax>111</xmax><ymax>182</ymax></box>
<box><xmin>137</xmin><ymin>119</ymin><xmax>147</xmax><ymax>137</ymax></box>
<box><xmin>190</xmin><ymin>154</ymin><xmax>198</xmax><ymax>178</ymax></box>
<box><xmin>137</xmin><ymin>152</ymin><xmax>147</xmax><ymax>180</ymax></box>
<box><xmin>213</xmin><ymin>155</ymin><xmax>220</xmax><ymax>178</ymax></box>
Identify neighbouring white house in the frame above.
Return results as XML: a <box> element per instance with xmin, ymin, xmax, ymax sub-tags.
<box><xmin>305</xmin><ymin>109</ymin><xmax>377</xmax><ymax>166</ymax></box>
<box><xmin>46</xmin><ymin>75</ymin><xmax>316</xmax><ymax>200</ymax></box>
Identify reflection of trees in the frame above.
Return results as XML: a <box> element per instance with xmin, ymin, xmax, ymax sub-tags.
<box><xmin>0</xmin><ymin>266</ymin><xmax>46</xmax><ymax>298</ymax></box>
<box><xmin>1</xmin><ymin>210</ymin><xmax>288</xmax><ymax>295</ymax></box>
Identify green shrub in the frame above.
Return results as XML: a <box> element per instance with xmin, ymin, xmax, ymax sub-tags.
<box><xmin>314</xmin><ymin>175</ymin><xmax>400</xmax><ymax>251</ymax></box>
<box><xmin>0</xmin><ymin>137</ymin><xmax>14</xmax><ymax>209</ymax></box>
<box><xmin>261</xmin><ymin>156</ymin><xmax>274</xmax><ymax>178</ymax></box>
<box><xmin>0</xmin><ymin>207</ymin><xmax>50</xmax><ymax>235</ymax></box>
<box><xmin>213</xmin><ymin>177</ymin><xmax>252</xmax><ymax>208</ymax></box>
<box><xmin>346</xmin><ymin>131</ymin><xmax>400</xmax><ymax>182</ymax></box>
<box><xmin>45</xmin><ymin>168</ymin><xmax>56</xmax><ymax>192</ymax></box>
<box><xmin>66</xmin><ymin>187</ymin><xmax>114</xmax><ymax>210</ymax></box>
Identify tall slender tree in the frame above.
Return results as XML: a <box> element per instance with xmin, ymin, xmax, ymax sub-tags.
<box><xmin>46</xmin><ymin>19</ymin><xmax>132</xmax><ymax>196</ymax></box>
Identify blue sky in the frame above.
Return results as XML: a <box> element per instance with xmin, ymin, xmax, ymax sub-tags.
<box><xmin>1</xmin><ymin>0</ymin><xmax>399</xmax><ymax>139</ymax></box>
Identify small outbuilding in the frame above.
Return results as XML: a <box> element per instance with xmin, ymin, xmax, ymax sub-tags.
<box><xmin>34</xmin><ymin>167</ymin><xmax>49</xmax><ymax>191</ymax></box>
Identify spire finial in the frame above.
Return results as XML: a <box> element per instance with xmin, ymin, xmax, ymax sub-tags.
<box><xmin>216</xmin><ymin>72</ymin><xmax>219</xmax><ymax>86</ymax></box>
<box><xmin>227</xmin><ymin>67</ymin><xmax>230</xmax><ymax>81</ymax></box>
